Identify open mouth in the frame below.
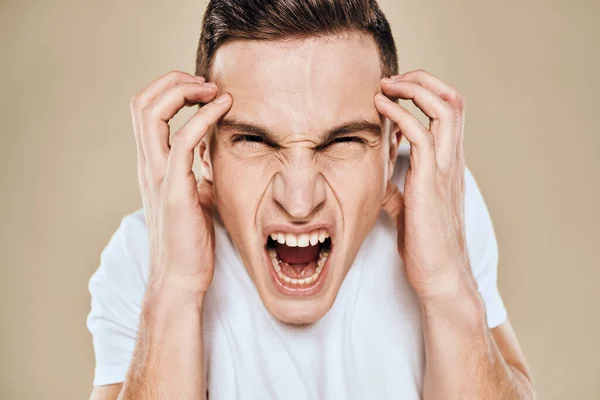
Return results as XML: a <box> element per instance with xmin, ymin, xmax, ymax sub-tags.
<box><xmin>264</xmin><ymin>229</ymin><xmax>332</xmax><ymax>295</ymax></box>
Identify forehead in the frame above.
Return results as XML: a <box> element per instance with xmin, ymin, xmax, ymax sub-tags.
<box><xmin>210</xmin><ymin>33</ymin><xmax>383</xmax><ymax>137</ymax></box>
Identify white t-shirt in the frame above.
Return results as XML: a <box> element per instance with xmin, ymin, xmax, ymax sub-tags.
<box><xmin>87</xmin><ymin>145</ymin><xmax>507</xmax><ymax>399</ymax></box>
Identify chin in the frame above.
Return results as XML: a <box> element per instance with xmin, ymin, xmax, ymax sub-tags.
<box><xmin>262</xmin><ymin>285</ymin><xmax>338</xmax><ymax>325</ymax></box>
<box><xmin>265</xmin><ymin>300</ymin><xmax>331</xmax><ymax>325</ymax></box>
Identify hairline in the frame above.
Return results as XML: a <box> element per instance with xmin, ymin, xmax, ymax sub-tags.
<box><xmin>204</xmin><ymin>30</ymin><xmax>387</xmax><ymax>83</ymax></box>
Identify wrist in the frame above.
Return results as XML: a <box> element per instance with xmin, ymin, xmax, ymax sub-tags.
<box><xmin>419</xmin><ymin>267</ymin><xmax>487</xmax><ymax>330</ymax></box>
<box><xmin>144</xmin><ymin>272</ymin><xmax>207</xmax><ymax>321</ymax></box>
<box><xmin>148</xmin><ymin>264</ymin><xmax>210</xmax><ymax>297</ymax></box>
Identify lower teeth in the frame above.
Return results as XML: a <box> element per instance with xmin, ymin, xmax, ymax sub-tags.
<box><xmin>267</xmin><ymin>248</ymin><xmax>329</xmax><ymax>285</ymax></box>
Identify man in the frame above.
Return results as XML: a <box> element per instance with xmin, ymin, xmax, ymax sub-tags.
<box><xmin>87</xmin><ymin>0</ymin><xmax>535</xmax><ymax>399</ymax></box>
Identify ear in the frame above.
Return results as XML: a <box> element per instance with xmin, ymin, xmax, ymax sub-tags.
<box><xmin>198</xmin><ymin>133</ymin><xmax>214</xmax><ymax>183</ymax></box>
<box><xmin>386</xmin><ymin>117</ymin><xmax>402</xmax><ymax>181</ymax></box>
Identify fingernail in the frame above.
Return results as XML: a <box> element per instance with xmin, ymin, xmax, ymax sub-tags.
<box><xmin>203</xmin><ymin>81</ymin><xmax>217</xmax><ymax>88</ymax></box>
<box><xmin>382</xmin><ymin>77</ymin><xmax>395</xmax><ymax>84</ymax></box>
<box><xmin>375</xmin><ymin>93</ymin><xmax>392</xmax><ymax>103</ymax></box>
<box><xmin>214</xmin><ymin>92</ymin><xmax>230</xmax><ymax>104</ymax></box>
<box><xmin>391</xmin><ymin>74</ymin><xmax>404</xmax><ymax>79</ymax></box>
<box><xmin>195</xmin><ymin>75</ymin><xmax>206</xmax><ymax>81</ymax></box>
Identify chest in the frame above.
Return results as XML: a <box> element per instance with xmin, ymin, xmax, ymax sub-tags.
<box><xmin>202</xmin><ymin>268</ymin><xmax>425</xmax><ymax>400</ymax></box>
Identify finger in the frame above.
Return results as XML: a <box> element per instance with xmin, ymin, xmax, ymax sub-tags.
<box><xmin>132</xmin><ymin>71</ymin><xmax>205</xmax><ymax>113</ymax></box>
<box><xmin>374</xmin><ymin>93</ymin><xmax>436</xmax><ymax>177</ymax></box>
<box><xmin>394</xmin><ymin>69</ymin><xmax>465</xmax><ymax>111</ymax></box>
<box><xmin>130</xmin><ymin>71</ymin><xmax>205</xmax><ymax>181</ymax></box>
<box><xmin>395</xmin><ymin>70</ymin><xmax>466</xmax><ymax>166</ymax></box>
<box><xmin>140</xmin><ymin>82</ymin><xmax>219</xmax><ymax>182</ymax></box>
<box><xmin>130</xmin><ymin>71</ymin><xmax>205</xmax><ymax>150</ymax></box>
<box><xmin>381</xmin><ymin>79</ymin><xmax>456</xmax><ymax>170</ymax></box>
<box><xmin>165</xmin><ymin>92</ymin><xmax>232</xmax><ymax>191</ymax></box>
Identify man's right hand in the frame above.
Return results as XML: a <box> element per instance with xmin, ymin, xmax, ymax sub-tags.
<box><xmin>129</xmin><ymin>70</ymin><xmax>232</xmax><ymax>299</ymax></box>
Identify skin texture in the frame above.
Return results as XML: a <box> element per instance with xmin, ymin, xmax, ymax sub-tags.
<box><xmin>201</xmin><ymin>33</ymin><xmax>391</xmax><ymax>324</ymax></box>
<box><xmin>376</xmin><ymin>71</ymin><xmax>536</xmax><ymax>398</ymax></box>
<box><xmin>90</xmin><ymin>33</ymin><xmax>535</xmax><ymax>399</ymax></box>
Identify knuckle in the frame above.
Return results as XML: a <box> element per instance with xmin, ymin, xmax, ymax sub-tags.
<box><xmin>165</xmin><ymin>83</ymin><xmax>189</xmax><ymax>102</ymax></box>
<box><xmin>166</xmin><ymin>70</ymin><xmax>194</xmax><ymax>86</ymax></box>
<box><xmin>166</xmin><ymin>70</ymin><xmax>187</xmax><ymax>81</ymax></box>
<box><xmin>451</xmin><ymin>91</ymin><xmax>466</xmax><ymax>109</ymax></box>
<box><xmin>171</xmin><ymin>82</ymin><xmax>190</xmax><ymax>96</ymax></box>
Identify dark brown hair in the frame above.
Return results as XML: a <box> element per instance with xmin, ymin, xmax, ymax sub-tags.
<box><xmin>195</xmin><ymin>0</ymin><xmax>398</xmax><ymax>80</ymax></box>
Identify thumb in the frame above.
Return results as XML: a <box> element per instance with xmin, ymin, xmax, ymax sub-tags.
<box><xmin>381</xmin><ymin>180</ymin><xmax>406</xmax><ymax>259</ymax></box>
<box><xmin>381</xmin><ymin>180</ymin><xmax>404</xmax><ymax>222</ymax></box>
<box><xmin>197</xmin><ymin>176</ymin><xmax>215</xmax><ymax>211</ymax></box>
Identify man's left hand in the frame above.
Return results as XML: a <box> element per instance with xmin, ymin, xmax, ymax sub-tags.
<box><xmin>376</xmin><ymin>69</ymin><xmax>474</xmax><ymax>302</ymax></box>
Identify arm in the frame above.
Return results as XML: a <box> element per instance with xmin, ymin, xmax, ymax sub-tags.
<box><xmin>89</xmin><ymin>285</ymin><xmax>206</xmax><ymax>400</ymax></box>
<box><xmin>88</xmin><ymin>70</ymin><xmax>232</xmax><ymax>399</ymax></box>
<box><xmin>90</xmin><ymin>384</ymin><xmax>122</xmax><ymax>400</ymax></box>
<box><xmin>117</xmin><ymin>282</ymin><xmax>206</xmax><ymax>399</ymax></box>
<box><xmin>418</xmin><ymin>160</ymin><xmax>534</xmax><ymax>397</ymax></box>
<box><xmin>88</xmin><ymin>240</ymin><xmax>209</xmax><ymax>400</ymax></box>
<box><xmin>377</xmin><ymin>69</ymin><xmax>535</xmax><ymax>399</ymax></box>
<box><xmin>420</xmin><ymin>279</ymin><xmax>535</xmax><ymax>399</ymax></box>
<box><xmin>118</xmin><ymin>72</ymin><xmax>230</xmax><ymax>399</ymax></box>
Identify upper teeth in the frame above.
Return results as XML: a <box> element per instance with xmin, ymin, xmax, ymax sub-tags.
<box><xmin>269</xmin><ymin>229</ymin><xmax>329</xmax><ymax>247</ymax></box>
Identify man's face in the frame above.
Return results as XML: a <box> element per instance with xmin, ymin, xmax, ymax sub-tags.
<box><xmin>201</xmin><ymin>32</ymin><xmax>398</xmax><ymax>324</ymax></box>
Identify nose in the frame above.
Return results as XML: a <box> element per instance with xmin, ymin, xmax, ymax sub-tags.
<box><xmin>271</xmin><ymin>152</ymin><xmax>326</xmax><ymax>220</ymax></box>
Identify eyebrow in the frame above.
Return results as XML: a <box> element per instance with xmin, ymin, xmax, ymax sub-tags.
<box><xmin>216</xmin><ymin>116</ymin><xmax>382</xmax><ymax>145</ymax></box>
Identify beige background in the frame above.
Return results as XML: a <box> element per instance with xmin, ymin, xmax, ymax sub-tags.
<box><xmin>1</xmin><ymin>0</ymin><xmax>598</xmax><ymax>398</ymax></box>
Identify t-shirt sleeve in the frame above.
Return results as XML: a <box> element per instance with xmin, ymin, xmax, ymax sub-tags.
<box><xmin>86</xmin><ymin>209</ymin><xmax>149</xmax><ymax>386</ymax></box>
<box><xmin>464</xmin><ymin>166</ymin><xmax>508</xmax><ymax>329</ymax></box>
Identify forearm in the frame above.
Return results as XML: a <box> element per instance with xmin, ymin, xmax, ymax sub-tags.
<box><xmin>419</xmin><ymin>270</ymin><xmax>535</xmax><ymax>400</ymax></box>
<box><xmin>118</xmin><ymin>277</ymin><xmax>206</xmax><ymax>400</ymax></box>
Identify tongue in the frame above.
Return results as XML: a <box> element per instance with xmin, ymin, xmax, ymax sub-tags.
<box><xmin>281</xmin><ymin>260</ymin><xmax>317</xmax><ymax>278</ymax></box>
<box><xmin>274</xmin><ymin>242</ymin><xmax>321</xmax><ymax>264</ymax></box>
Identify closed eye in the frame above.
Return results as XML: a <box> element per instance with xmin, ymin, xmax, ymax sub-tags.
<box><xmin>316</xmin><ymin>136</ymin><xmax>366</xmax><ymax>151</ymax></box>
<box><xmin>231</xmin><ymin>134</ymin><xmax>366</xmax><ymax>151</ymax></box>
<box><xmin>331</xmin><ymin>136</ymin><xmax>365</xmax><ymax>144</ymax></box>
<box><xmin>232</xmin><ymin>134</ymin><xmax>265</xmax><ymax>144</ymax></box>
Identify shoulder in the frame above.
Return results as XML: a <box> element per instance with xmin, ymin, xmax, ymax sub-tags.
<box><xmin>87</xmin><ymin>208</ymin><xmax>150</xmax><ymax>387</ymax></box>
<box><xmin>114</xmin><ymin>208</ymin><xmax>147</xmax><ymax>240</ymax></box>
<box><xmin>107</xmin><ymin>208</ymin><xmax>147</xmax><ymax>253</ymax></box>
<box><xmin>89</xmin><ymin>207</ymin><xmax>150</xmax><ymax>295</ymax></box>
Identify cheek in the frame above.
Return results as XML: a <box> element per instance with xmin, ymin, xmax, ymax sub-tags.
<box><xmin>322</xmin><ymin>154</ymin><xmax>386</xmax><ymax>229</ymax></box>
<box><xmin>211</xmin><ymin>153</ymin><xmax>274</xmax><ymax>222</ymax></box>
